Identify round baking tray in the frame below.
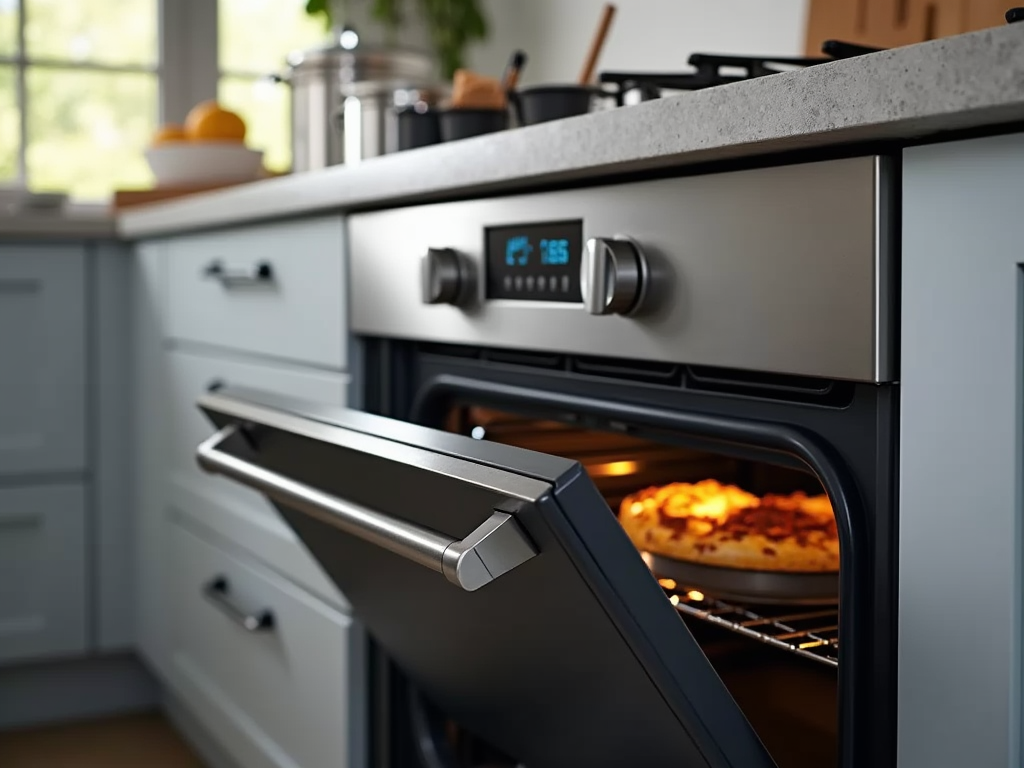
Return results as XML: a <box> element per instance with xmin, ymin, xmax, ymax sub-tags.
<box><xmin>648</xmin><ymin>553</ymin><xmax>839</xmax><ymax>605</ymax></box>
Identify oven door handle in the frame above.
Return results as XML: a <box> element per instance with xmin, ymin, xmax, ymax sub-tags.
<box><xmin>196</xmin><ymin>425</ymin><xmax>537</xmax><ymax>592</ymax></box>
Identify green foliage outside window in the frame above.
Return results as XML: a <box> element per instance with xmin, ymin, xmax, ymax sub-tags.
<box><xmin>304</xmin><ymin>0</ymin><xmax>488</xmax><ymax>78</ymax></box>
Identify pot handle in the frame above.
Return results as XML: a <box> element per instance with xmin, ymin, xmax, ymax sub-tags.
<box><xmin>507</xmin><ymin>90</ymin><xmax>524</xmax><ymax>127</ymax></box>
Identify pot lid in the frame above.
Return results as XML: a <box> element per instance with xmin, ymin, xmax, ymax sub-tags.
<box><xmin>285</xmin><ymin>35</ymin><xmax>436</xmax><ymax>85</ymax></box>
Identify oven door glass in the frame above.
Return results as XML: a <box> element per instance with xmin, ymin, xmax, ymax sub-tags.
<box><xmin>196</xmin><ymin>385</ymin><xmax>778</xmax><ymax>768</ymax></box>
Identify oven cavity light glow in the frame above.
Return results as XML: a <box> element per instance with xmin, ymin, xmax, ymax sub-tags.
<box><xmin>669</xmin><ymin>595</ymin><xmax>680</xmax><ymax>606</ymax></box>
<box><xmin>470</xmin><ymin>426</ymin><xmax>486</xmax><ymax>440</ymax></box>
<box><xmin>686</xmin><ymin>590</ymin><xmax>705</xmax><ymax>602</ymax></box>
<box><xmin>657</xmin><ymin>578</ymin><xmax>677</xmax><ymax>590</ymax></box>
<box><xmin>589</xmin><ymin>460</ymin><xmax>638</xmax><ymax>477</ymax></box>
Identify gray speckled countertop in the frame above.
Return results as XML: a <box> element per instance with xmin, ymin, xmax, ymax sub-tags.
<box><xmin>0</xmin><ymin>210</ymin><xmax>117</xmax><ymax>240</ymax></box>
<box><xmin>119</xmin><ymin>23</ymin><xmax>1024</xmax><ymax>240</ymax></box>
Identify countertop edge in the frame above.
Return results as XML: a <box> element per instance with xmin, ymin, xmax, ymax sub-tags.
<box><xmin>119</xmin><ymin>24</ymin><xmax>1024</xmax><ymax>240</ymax></box>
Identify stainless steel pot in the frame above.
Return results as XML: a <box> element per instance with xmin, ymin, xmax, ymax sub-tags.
<box><xmin>280</xmin><ymin>42</ymin><xmax>441</xmax><ymax>171</ymax></box>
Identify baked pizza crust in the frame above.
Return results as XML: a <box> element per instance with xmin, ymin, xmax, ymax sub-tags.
<box><xmin>618</xmin><ymin>480</ymin><xmax>839</xmax><ymax>573</ymax></box>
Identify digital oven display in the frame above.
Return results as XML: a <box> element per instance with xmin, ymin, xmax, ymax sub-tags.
<box><xmin>485</xmin><ymin>220</ymin><xmax>583</xmax><ymax>302</ymax></box>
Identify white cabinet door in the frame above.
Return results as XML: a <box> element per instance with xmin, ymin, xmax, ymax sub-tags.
<box><xmin>164</xmin><ymin>347</ymin><xmax>348</xmax><ymax>609</ymax></box>
<box><xmin>133</xmin><ymin>240</ymin><xmax>172</xmax><ymax>671</ymax></box>
<box><xmin>0</xmin><ymin>246</ymin><xmax>86</xmax><ymax>475</ymax></box>
<box><xmin>164</xmin><ymin>217</ymin><xmax>346</xmax><ymax>369</ymax></box>
<box><xmin>167</xmin><ymin>518</ymin><xmax>363</xmax><ymax>768</ymax></box>
<box><xmin>0</xmin><ymin>484</ymin><xmax>86</xmax><ymax>665</ymax></box>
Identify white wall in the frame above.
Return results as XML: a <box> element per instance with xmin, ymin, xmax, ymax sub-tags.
<box><xmin>468</xmin><ymin>0</ymin><xmax>810</xmax><ymax>85</ymax></box>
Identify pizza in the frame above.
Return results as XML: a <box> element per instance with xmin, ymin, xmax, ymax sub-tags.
<box><xmin>618</xmin><ymin>479</ymin><xmax>839</xmax><ymax>573</ymax></box>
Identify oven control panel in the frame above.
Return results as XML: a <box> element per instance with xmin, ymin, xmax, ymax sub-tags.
<box><xmin>485</xmin><ymin>220</ymin><xmax>583</xmax><ymax>302</ymax></box>
<box><xmin>349</xmin><ymin>155</ymin><xmax>893</xmax><ymax>383</ymax></box>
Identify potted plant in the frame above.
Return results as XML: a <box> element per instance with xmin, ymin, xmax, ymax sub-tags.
<box><xmin>305</xmin><ymin>0</ymin><xmax>488</xmax><ymax>78</ymax></box>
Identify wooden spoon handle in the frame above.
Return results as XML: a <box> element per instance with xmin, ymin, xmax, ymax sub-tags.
<box><xmin>578</xmin><ymin>3</ymin><xmax>617</xmax><ymax>86</ymax></box>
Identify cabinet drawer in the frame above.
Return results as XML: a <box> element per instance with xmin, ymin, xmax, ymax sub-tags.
<box><xmin>165</xmin><ymin>217</ymin><xmax>345</xmax><ymax>368</ymax></box>
<box><xmin>0</xmin><ymin>246</ymin><xmax>85</xmax><ymax>474</ymax></box>
<box><xmin>167</xmin><ymin>519</ymin><xmax>361</xmax><ymax>768</ymax></box>
<box><xmin>166</xmin><ymin>348</ymin><xmax>348</xmax><ymax>608</ymax></box>
<box><xmin>0</xmin><ymin>484</ymin><xmax>86</xmax><ymax>665</ymax></box>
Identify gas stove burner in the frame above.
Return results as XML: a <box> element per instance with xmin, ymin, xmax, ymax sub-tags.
<box><xmin>600</xmin><ymin>39</ymin><xmax>885</xmax><ymax>105</ymax></box>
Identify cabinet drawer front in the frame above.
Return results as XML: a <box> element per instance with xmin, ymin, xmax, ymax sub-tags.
<box><xmin>0</xmin><ymin>246</ymin><xmax>85</xmax><ymax>475</ymax></box>
<box><xmin>0</xmin><ymin>484</ymin><xmax>86</xmax><ymax>665</ymax></box>
<box><xmin>166</xmin><ymin>348</ymin><xmax>348</xmax><ymax>607</ymax></box>
<box><xmin>165</xmin><ymin>217</ymin><xmax>345</xmax><ymax>369</ymax></box>
<box><xmin>168</xmin><ymin>519</ymin><xmax>360</xmax><ymax>768</ymax></box>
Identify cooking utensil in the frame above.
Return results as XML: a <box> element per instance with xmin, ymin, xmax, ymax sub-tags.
<box><xmin>397</xmin><ymin>107</ymin><xmax>441</xmax><ymax>150</ymax></box>
<box><xmin>277</xmin><ymin>42</ymin><xmax>441</xmax><ymax>171</ymax></box>
<box><xmin>512</xmin><ymin>85</ymin><xmax>597</xmax><ymax>125</ymax></box>
<box><xmin>501</xmin><ymin>50</ymin><xmax>528</xmax><ymax>91</ymax></box>
<box><xmin>438</xmin><ymin>108</ymin><xmax>509</xmax><ymax>142</ymax></box>
<box><xmin>578</xmin><ymin>3</ymin><xmax>616</xmax><ymax>85</ymax></box>
<box><xmin>649</xmin><ymin>553</ymin><xmax>839</xmax><ymax>605</ymax></box>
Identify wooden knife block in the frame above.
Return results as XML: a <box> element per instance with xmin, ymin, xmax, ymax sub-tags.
<box><xmin>805</xmin><ymin>0</ymin><xmax>1009</xmax><ymax>55</ymax></box>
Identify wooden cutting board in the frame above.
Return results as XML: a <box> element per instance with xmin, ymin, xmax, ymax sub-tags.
<box><xmin>805</xmin><ymin>0</ymin><xmax>1009</xmax><ymax>55</ymax></box>
<box><xmin>112</xmin><ymin>181</ymin><xmax>254</xmax><ymax>211</ymax></box>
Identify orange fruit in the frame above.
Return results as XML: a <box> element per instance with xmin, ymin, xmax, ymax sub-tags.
<box><xmin>184</xmin><ymin>100</ymin><xmax>246</xmax><ymax>143</ymax></box>
<box><xmin>151</xmin><ymin>123</ymin><xmax>187</xmax><ymax>146</ymax></box>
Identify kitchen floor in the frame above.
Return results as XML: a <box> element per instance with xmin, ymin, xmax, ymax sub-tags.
<box><xmin>0</xmin><ymin>712</ymin><xmax>205</xmax><ymax>768</ymax></box>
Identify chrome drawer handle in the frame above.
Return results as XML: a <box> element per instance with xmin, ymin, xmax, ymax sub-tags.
<box><xmin>202</xmin><ymin>260</ymin><xmax>274</xmax><ymax>287</ymax></box>
<box><xmin>196</xmin><ymin>425</ymin><xmax>537</xmax><ymax>592</ymax></box>
<box><xmin>202</xmin><ymin>575</ymin><xmax>275</xmax><ymax>632</ymax></box>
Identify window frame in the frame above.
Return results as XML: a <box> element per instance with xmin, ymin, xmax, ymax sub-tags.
<box><xmin>0</xmin><ymin>0</ymin><xmax>218</xmax><ymax>190</ymax></box>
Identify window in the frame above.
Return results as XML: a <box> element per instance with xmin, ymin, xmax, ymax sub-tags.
<box><xmin>0</xmin><ymin>0</ymin><xmax>158</xmax><ymax>199</ymax></box>
<box><xmin>217</xmin><ymin>0</ymin><xmax>325</xmax><ymax>173</ymax></box>
<box><xmin>0</xmin><ymin>0</ymin><xmax>328</xmax><ymax>200</ymax></box>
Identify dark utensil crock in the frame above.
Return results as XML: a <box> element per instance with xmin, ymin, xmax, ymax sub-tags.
<box><xmin>397</xmin><ymin>108</ymin><xmax>441</xmax><ymax>151</ymax></box>
<box><xmin>438</xmin><ymin>108</ymin><xmax>509</xmax><ymax>142</ymax></box>
<box><xmin>513</xmin><ymin>85</ymin><xmax>595</xmax><ymax>125</ymax></box>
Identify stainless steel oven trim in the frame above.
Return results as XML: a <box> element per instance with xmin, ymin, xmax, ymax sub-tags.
<box><xmin>197</xmin><ymin>390</ymin><xmax>555</xmax><ymax>504</ymax></box>
<box><xmin>350</xmin><ymin>156</ymin><xmax>894</xmax><ymax>383</ymax></box>
<box><xmin>196</xmin><ymin>423</ymin><xmax>538</xmax><ymax>592</ymax></box>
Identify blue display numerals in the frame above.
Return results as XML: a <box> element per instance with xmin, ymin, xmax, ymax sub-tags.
<box><xmin>505</xmin><ymin>235</ymin><xmax>533</xmax><ymax>266</ymax></box>
<box><xmin>505</xmin><ymin>235</ymin><xmax>571</xmax><ymax>267</ymax></box>
<box><xmin>540</xmin><ymin>238</ymin><xmax>570</xmax><ymax>265</ymax></box>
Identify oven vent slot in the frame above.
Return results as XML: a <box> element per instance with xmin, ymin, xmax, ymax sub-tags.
<box><xmin>662</xmin><ymin>584</ymin><xmax>839</xmax><ymax>668</ymax></box>
<box><xmin>571</xmin><ymin>355</ymin><xmax>684</xmax><ymax>385</ymax></box>
<box><xmin>418</xmin><ymin>342</ymin><xmax>482</xmax><ymax>359</ymax></box>
<box><xmin>684</xmin><ymin>365</ymin><xmax>855</xmax><ymax>406</ymax></box>
<box><xmin>482</xmin><ymin>349</ymin><xmax>566</xmax><ymax>369</ymax></box>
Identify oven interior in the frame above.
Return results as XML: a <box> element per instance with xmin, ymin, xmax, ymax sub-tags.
<box><xmin>426</xmin><ymin>402</ymin><xmax>840</xmax><ymax>768</ymax></box>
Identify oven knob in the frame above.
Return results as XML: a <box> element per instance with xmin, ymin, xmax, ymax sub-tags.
<box><xmin>580</xmin><ymin>236</ymin><xmax>648</xmax><ymax>316</ymax></box>
<box><xmin>421</xmin><ymin>247</ymin><xmax>466</xmax><ymax>305</ymax></box>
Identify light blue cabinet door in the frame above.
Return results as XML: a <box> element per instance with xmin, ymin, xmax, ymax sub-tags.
<box><xmin>0</xmin><ymin>245</ymin><xmax>86</xmax><ymax>475</ymax></box>
<box><xmin>0</xmin><ymin>484</ymin><xmax>87</xmax><ymax>664</ymax></box>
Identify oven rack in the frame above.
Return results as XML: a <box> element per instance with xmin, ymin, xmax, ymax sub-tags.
<box><xmin>661</xmin><ymin>583</ymin><xmax>839</xmax><ymax>667</ymax></box>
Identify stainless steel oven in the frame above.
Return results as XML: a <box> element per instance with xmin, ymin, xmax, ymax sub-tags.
<box><xmin>195</xmin><ymin>155</ymin><xmax>897</xmax><ymax>768</ymax></box>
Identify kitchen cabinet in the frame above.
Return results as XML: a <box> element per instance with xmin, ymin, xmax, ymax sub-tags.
<box><xmin>164</xmin><ymin>218</ymin><xmax>346</xmax><ymax>369</ymax></box>
<box><xmin>132</xmin><ymin>214</ymin><xmax>364</xmax><ymax>768</ymax></box>
<box><xmin>0</xmin><ymin>245</ymin><xmax>86</xmax><ymax>476</ymax></box>
<box><xmin>0</xmin><ymin>236</ymin><xmax>149</xmax><ymax>727</ymax></box>
<box><xmin>167</xmin><ymin>519</ymin><xmax>362</xmax><ymax>768</ymax></box>
<box><xmin>0</xmin><ymin>484</ymin><xmax>87</xmax><ymax>665</ymax></box>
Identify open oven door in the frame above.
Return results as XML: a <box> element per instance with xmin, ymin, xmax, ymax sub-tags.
<box><xmin>196</xmin><ymin>385</ymin><xmax>779</xmax><ymax>768</ymax></box>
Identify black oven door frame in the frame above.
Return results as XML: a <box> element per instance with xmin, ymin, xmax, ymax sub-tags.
<box><xmin>371</xmin><ymin>340</ymin><xmax>899</xmax><ymax>768</ymax></box>
<box><xmin>195</xmin><ymin>385</ymin><xmax>790</xmax><ymax>768</ymax></box>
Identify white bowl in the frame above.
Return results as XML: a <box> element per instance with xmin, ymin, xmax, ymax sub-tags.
<box><xmin>144</xmin><ymin>142</ymin><xmax>264</xmax><ymax>186</ymax></box>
